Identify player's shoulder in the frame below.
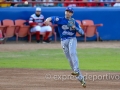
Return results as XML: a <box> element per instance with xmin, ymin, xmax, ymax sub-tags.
<box><xmin>50</xmin><ymin>16</ymin><xmax>62</xmax><ymax>21</ymax></box>
<box><xmin>56</xmin><ymin>17</ymin><xmax>63</xmax><ymax>21</ymax></box>
<box><xmin>73</xmin><ymin>18</ymin><xmax>78</xmax><ymax>23</ymax></box>
<box><xmin>57</xmin><ymin>17</ymin><xmax>68</xmax><ymax>21</ymax></box>
<box><xmin>72</xmin><ymin>18</ymin><xmax>76</xmax><ymax>21</ymax></box>
<box><xmin>31</xmin><ymin>14</ymin><xmax>36</xmax><ymax>17</ymax></box>
<box><xmin>40</xmin><ymin>14</ymin><xmax>44</xmax><ymax>18</ymax></box>
<box><xmin>59</xmin><ymin>17</ymin><xmax>64</xmax><ymax>19</ymax></box>
<box><xmin>58</xmin><ymin>17</ymin><xmax>66</xmax><ymax>20</ymax></box>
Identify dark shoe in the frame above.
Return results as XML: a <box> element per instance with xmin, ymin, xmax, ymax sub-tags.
<box><xmin>36</xmin><ymin>40</ymin><xmax>40</xmax><ymax>43</ymax></box>
<box><xmin>0</xmin><ymin>38</ymin><xmax>4</xmax><ymax>41</ymax></box>
<box><xmin>71</xmin><ymin>72</ymin><xmax>79</xmax><ymax>77</ymax></box>
<box><xmin>43</xmin><ymin>38</ymin><xmax>51</xmax><ymax>43</ymax></box>
<box><xmin>40</xmin><ymin>35</ymin><xmax>43</xmax><ymax>43</ymax></box>
<box><xmin>80</xmin><ymin>76</ymin><xmax>86</xmax><ymax>88</ymax></box>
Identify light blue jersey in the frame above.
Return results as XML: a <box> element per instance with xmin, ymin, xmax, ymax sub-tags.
<box><xmin>51</xmin><ymin>16</ymin><xmax>84</xmax><ymax>40</ymax></box>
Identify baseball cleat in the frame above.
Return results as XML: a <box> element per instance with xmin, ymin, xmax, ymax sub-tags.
<box><xmin>43</xmin><ymin>38</ymin><xmax>51</xmax><ymax>43</ymax></box>
<box><xmin>0</xmin><ymin>38</ymin><xmax>4</xmax><ymax>41</ymax></box>
<box><xmin>36</xmin><ymin>40</ymin><xmax>40</xmax><ymax>43</ymax></box>
<box><xmin>80</xmin><ymin>76</ymin><xmax>86</xmax><ymax>88</ymax></box>
<box><xmin>71</xmin><ymin>72</ymin><xmax>79</xmax><ymax>76</ymax></box>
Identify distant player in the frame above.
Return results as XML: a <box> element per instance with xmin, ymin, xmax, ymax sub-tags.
<box><xmin>44</xmin><ymin>7</ymin><xmax>86</xmax><ymax>88</ymax></box>
<box><xmin>29</xmin><ymin>7</ymin><xmax>52</xmax><ymax>43</ymax></box>
<box><xmin>0</xmin><ymin>30</ymin><xmax>4</xmax><ymax>44</ymax></box>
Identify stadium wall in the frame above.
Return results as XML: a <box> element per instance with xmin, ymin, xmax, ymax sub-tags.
<box><xmin>0</xmin><ymin>7</ymin><xmax>120</xmax><ymax>41</ymax></box>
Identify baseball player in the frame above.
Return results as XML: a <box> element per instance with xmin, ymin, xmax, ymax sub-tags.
<box><xmin>0</xmin><ymin>30</ymin><xmax>4</xmax><ymax>43</ymax></box>
<box><xmin>44</xmin><ymin>7</ymin><xmax>86</xmax><ymax>88</ymax></box>
<box><xmin>29</xmin><ymin>7</ymin><xmax>52</xmax><ymax>43</ymax></box>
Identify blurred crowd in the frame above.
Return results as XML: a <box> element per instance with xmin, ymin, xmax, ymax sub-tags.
<box><xmin>0</xmin><ymin>0</ymin><xmax>120</xmax><ymax>7</ymax></box>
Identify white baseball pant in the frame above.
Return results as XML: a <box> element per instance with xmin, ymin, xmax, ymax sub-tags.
<box><xmin>30</xmin><ymin>25</ymin><xmax>52</xmax><ymax>32</ymax></box>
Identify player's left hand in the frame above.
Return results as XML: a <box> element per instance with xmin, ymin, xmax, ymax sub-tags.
<box><xmin>72</xmin><ymin>25</ymin><xmax>76</xmax><ymax>29</ymax></box>
<box><xmin>67</xmin><ymin>18</ymin><xmax>75</xmax><ymax>30</ymax></box>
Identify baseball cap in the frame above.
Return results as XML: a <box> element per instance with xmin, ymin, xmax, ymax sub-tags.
<box><xmin>65</xmin><ymin>7</ymin><xmax>74</xmax><ymax>13</ymax></box>
<box><xmin>36</xmin><ymin>7</ymin><xmax>41</xmax><ymax>11</ymax></box>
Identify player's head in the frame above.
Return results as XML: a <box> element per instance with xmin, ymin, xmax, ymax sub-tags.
<box><xmin>65</xmin><ymin>7</ymin><xmax>74</xmax><ymax>18</ymax></box>
<box><xmin>35</xmin><ymin>7</ymin><xmax>41</xmax><ymax>17</ymax></box>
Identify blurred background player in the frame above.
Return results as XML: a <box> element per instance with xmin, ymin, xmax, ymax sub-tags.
<box><xmin>29</xmin><ymin>7</ymin><xmax>52</xmax><ymax>43</ymax></box>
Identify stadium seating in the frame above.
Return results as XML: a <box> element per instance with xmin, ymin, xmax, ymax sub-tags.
<box><xmin>2</xmin><ymin>19</ymin><xmax>16</xmax><ymax>43</ymax></box>
<box><xmin>82</xmin><ymin>19</ymin><xmax>103</xmax><ymax>42</ymax></box>
<box><xmin>47</xmin><ymin>22</ymin><xmax>57</xmax><ymax>42</ymax></box>
<box><xmin>0</xmin><ymin>20</ymin><xmax>6</xmax><ymax>33</ymax></box>
<box><xmin>15</xmin><ymin>19</ymin><xmax>30</xmax><ymax>42</ymax></box>
<box><xmin>0</xmin><ymin>21</ymin><xmax>6</xmax><ymax>44</ymax></box>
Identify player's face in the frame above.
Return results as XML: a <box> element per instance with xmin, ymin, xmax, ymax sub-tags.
<box><xmin>36</xmin><ymin>11</ymin><xmax>41</xmax><ymax>15</ymax></box>
<box><xmin>65</xmin><ymin>10</ymin><xmax>73</xmax><ymax>18</ymax></box>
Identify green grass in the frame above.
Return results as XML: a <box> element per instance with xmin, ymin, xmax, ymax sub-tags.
<box><xmin>0</xmin><ymin>48</ymin><xmax>120</xmax><ymax>71</ymax></box>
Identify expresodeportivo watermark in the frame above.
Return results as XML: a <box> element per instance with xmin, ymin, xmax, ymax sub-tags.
<box><xmin>45</xmin><ymin>73</ymin><xmax>120</xmax><ymax>81</ymax></box>
<box><xmin>45</xmin><ymin>74</ymin><xmax>76</xmax><ymax>81</ymax></box>
<box><xmin>84</xmin><ymin>73</ymin><xmax>120</xmax><ymax>81</ymax></box>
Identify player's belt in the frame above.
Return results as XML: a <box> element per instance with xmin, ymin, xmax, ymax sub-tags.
<box><xmin>61</xmin><ymin>37</ymin><xmax>75</xmax><ymax>41</ymax></box>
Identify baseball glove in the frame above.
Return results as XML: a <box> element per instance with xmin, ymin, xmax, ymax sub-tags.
<box><xmin>67</xmin><ymin>18</ymin><xmax>75</xmax><ymax>29</ymax></box>
<box><xmin>67</xmin><ymin>18</ymin><xmax>84</xmax><ymax>35</ymax></box>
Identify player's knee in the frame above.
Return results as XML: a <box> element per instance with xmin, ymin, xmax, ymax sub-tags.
<box><xmin>70</xmin><ymin>52</ymin><xmax>76</xmax><ymax>56</ymax></box>
<box><xmin>46</xmin><ymin>26</ymin><xmax>52</xmax><ymax>32</ymax></box>
<box><xmin>35</xmin><ymin>26</ymin><xmax>41</xmax><ymax>31</ymax></box>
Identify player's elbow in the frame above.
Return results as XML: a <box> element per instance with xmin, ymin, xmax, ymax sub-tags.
<box><xmin>77</xmin><ymin>28</ymin><xmax>84</xmax><ymax>36</ymax></box>
<box><xmin>46</xmin><ymin>17</ymin><xmax>52</xmax><ymax>22</ymax></box>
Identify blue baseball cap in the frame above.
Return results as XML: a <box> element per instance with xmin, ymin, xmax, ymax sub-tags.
<box><xmin>65</xmin><ymin>7</ymin><xmax>74</xmax><ymax>13</ymax></box>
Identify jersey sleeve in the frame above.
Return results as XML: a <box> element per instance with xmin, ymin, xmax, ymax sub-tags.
<box><xmin>29</xmin><ymin>16</ymin><xmax>33</xmax><ymax>23</ymax></box>
<box><xmin>75</xmin><ymin>21</ymin><xmax>84</xmax><ymax>35</ymax></box>
<box><xmin>51</xmin><ymin>16</ymin><xmax>59</xmax><ymax>24</ymax></box>
<box><xmin>29</xmin><ymin>15</ymin><xmax>37</xmax><ymax>27</ymax></box>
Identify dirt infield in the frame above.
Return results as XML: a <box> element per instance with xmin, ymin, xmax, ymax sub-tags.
<box><xmin>0</xmin><ymin>69</ymin><xmax>120</xmax><ymax>90</ymax></box>
<box><xmin>0</xmin><ymin>41</ymin><xmax>120</xmax><ymax>90</ymax></box>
